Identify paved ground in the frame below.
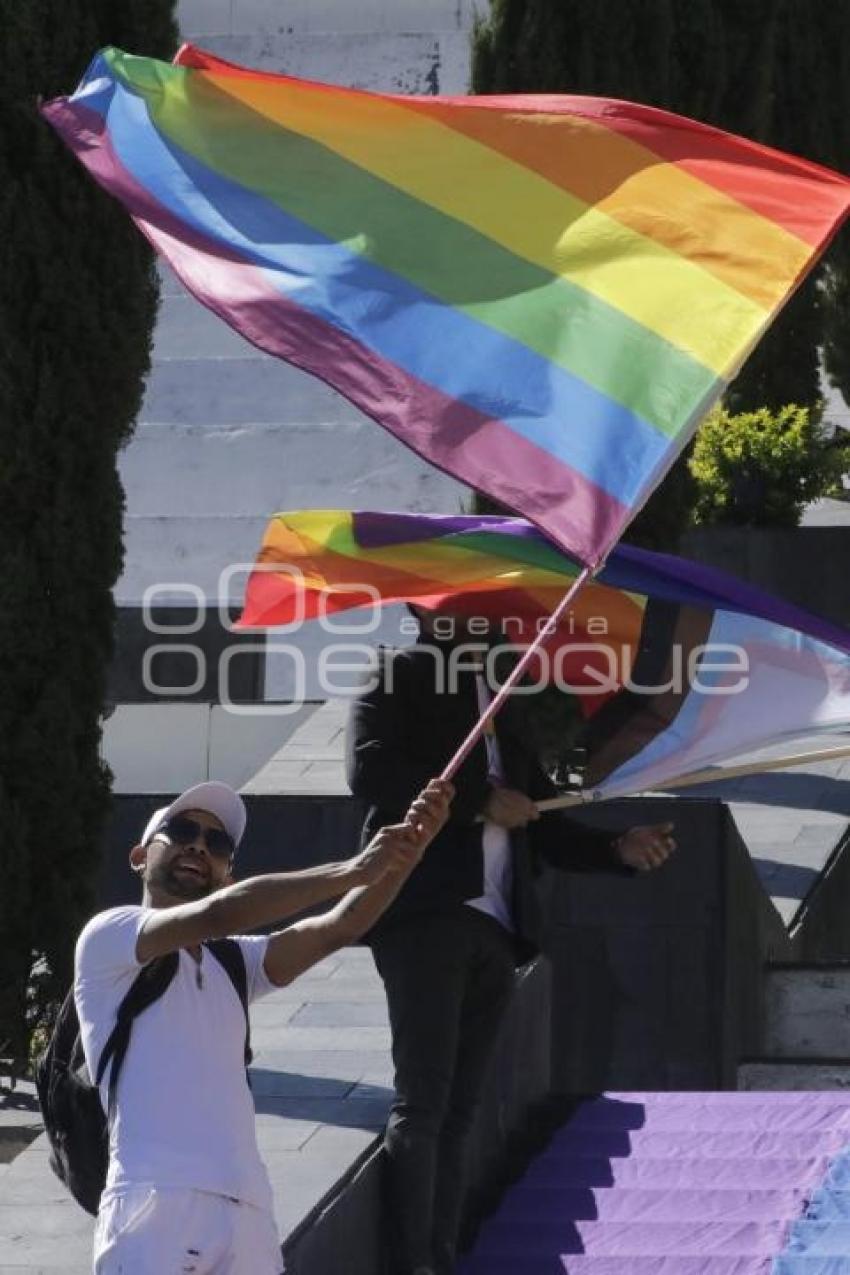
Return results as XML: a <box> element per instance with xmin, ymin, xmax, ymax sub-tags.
<box><xmin>244</xmin><ymin>700</ymin><xmax>352</xmax><ymax>798</ymax></box>
<box><xmin>0</xmin><ymin>947</ymin><xmax>392</xmax><ymax>1273</ymax></box>
<box><xmin>801</xmin><ymin>496</ymin><xmax>850</xmax><ymax>527</ymax></box>
<box><xmin>0</xmin><ymin>1081</ymin><xmax>42</xmax><ymax>1168</ymax></box>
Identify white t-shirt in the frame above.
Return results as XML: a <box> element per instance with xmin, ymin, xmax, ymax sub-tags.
<box><xmin>74</xmin><ymin>905</ymin><xmax>276</xmax><ymax>1211</ymax></box>
<box><xmin>466</xmin><ymin>678</ymin><xmax>514</xmax><ymax>932</ymax></box>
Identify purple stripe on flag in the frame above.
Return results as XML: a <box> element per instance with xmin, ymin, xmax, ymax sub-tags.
<box><xmin>350</xmin><ymin>511</ymin><xmax>850</xmax><ymax>653</ymax></box>
<box><xmin>615</xmin><ymin>542</ymin><xmax>850</xmax><ymax>654</ymax></box>
<box><xmin>352</xmin><ymin>511</ymin><xmax>538</xmax><ymax>549</ymax></box>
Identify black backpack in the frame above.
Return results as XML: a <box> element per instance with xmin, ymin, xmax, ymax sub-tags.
<box><xmin>35</xmin><ymin>938</ymin><xmax>252</xmax><ymax>1215</ymax></box>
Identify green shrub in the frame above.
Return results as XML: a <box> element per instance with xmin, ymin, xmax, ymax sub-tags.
<box><xmin>689</xmin><ymin>403</ymin><xmax>850</xmax><ymax>527</ymax></box>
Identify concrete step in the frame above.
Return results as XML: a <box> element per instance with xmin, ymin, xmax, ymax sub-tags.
<box><xmin>461</xmin><ymin>1260</ymin><xmax>804</xmax><ymax>1275</ymax></box>
<box><xmin>114</xmin><ymin>514</ymin><xmax>440</xmax><ymax>618</ymax></box>
<box><xmin>469</xmin><ymin>1218</ymin><xmax>790</xmax><ymax>1257</ymax></box>
<box><xmin>459</xmin><ymin>1092</ymin><xmax>850</xmax><ymax>1274</ymax></box>
<box><xmin>122</xmin><ymin>418</ymin><xmax>463</xmax><ymax>514</ymax></box>
<box><xmin>740</xmin><ymin>1062</ymin><xmax>850</xmax><ymax>1090</ymax></box>
<box><xmin>180</xmin><ymin>0</ymin><xmax>477</xmax><ymax>39</ymax></box>
<box><xmin>152</xmin><ymin>296</ymin><xmax>266</xmax><ymax>360</ymax></box>
<box><xmin>602</xmin><ymin>1091</ymin><xmax>850</xmax><ymax>1105</ymax></box>
<box><xmin>139</xmin><ymin>356</ymin><xmax>366</xmax><ymax>427</ymax></box>
<box><xmin>565</xmin><ymin>1097</ymin><xmax>850</xmax><ymax>1134</ymax></box>
<box><xmin>540</xmin><ymin>1129</ymin><xmax>850</xmax><ymax>1161</ymax></box>
<box><xmin>807</xmin><ymin>1191</ymin><xmax>850</xmax><ymax>1220</ymax></box>
<box><xmin>117</xmin><ymin>515</ymin><xmax>268</xmax><ymax>607</ymax></box>
<box><xmin>773</xmin><ymin>1259</ymin><xmax>850</xmax><ymax>1274</ymax></box>
<box><xmin>763</xmin><ymin>965</ymin><xmax>850</xmax><ymax>1059</ymax></box>
<box><xmin>786</xmin><ymin>1221</ymin><xmax>850</xmax><ymax>1255</ymax></box>
<box><xmin>520</xmin><ymin>1156</ymin><xmax>831</xmax><ymax>1191</ymax></box>
<box><xmin>174</xmin><ymin>30</ymin><xmax>472</xmax><ymax>95</ymax></box>
<box><xmin>493</xmin><ymin>1186</ymin><xmax>808</xmax><ymax>1223</ymax></box>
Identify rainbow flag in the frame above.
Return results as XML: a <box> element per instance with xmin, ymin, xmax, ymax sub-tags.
<box><xmin>42</xmin><ymin>47</ymin><xmax>850</xmax><ymax>563</ymax></box>
<box><xmin>240</xmin><ymin>510</ymin><xmax>850</xmax><ymax>798</ymax></box>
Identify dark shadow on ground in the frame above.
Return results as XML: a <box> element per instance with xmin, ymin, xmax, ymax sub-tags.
<box><xmin>250</xmin><ymin>1069</ymin><xmax>393</xmax><ymax>1130</ymax></box>
<box><xmin>680</xmin><ymin>772</ymin><xmax>850</xmax><ymax>816</ymax></box>
<box><xmin>750</xmin><ymin>860</ymin><xmax>820</xmax><ymax>900</ymax></box>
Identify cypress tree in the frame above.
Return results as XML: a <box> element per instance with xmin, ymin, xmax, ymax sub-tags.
<box><xmin>823</xmin><ymin>238</ymin><xmax>850</xmax><ymax>403</ymax></box>
<box><xmin>472</xmin><ymin>0</ymin><xmax>850</xmax><ymax>544</ymax></box>
<box><xmin>806</xmin><ymin>0</ymin><xmax>850</xmax><ymax>408</ymax></box>
<box><xmin>0</xmin><ymin>2</ymin><xmax>177</xmax><ymax>1075</ymax></box>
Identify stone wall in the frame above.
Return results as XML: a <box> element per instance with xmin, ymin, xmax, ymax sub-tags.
<box><xmin>681</xmin><ymin>526</ymin><xmax>850</xmax><ymax>627</ymax></box>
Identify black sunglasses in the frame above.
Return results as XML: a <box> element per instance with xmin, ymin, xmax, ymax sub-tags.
<box><xmin>156</xmin><ymin>814</ymin><xmax>235</xmax><ymax>859</ymax></box>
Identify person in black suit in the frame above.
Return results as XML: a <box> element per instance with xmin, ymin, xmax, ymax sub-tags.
<box><xmin>346</xmin><ymin>613</ymin><xmax>675</xmax><ymax>1275</ymax></box>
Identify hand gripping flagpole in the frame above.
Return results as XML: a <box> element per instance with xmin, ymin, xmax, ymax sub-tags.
<box><xmin>440</xmin><ymin>564</ymin><xmax>595</xmax><ymax>782</ymax></box>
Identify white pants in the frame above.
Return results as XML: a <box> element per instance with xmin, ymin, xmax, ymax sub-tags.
<box><xmin>93</xmin><ymin>1186</ymin><xmax>283</xmax><ymax>1274</ymax></box>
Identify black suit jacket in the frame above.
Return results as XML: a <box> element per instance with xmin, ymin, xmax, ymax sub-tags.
<box><xmin>346</xmin><ymin>639</ymin><xmax>632</xmax><ymax>955</ymax></box>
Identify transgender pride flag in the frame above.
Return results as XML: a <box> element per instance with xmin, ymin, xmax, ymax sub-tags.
<box><xmin>42</xmin><ymin>47</ymin><xmax>850</xmax><ymax>565</ymax></box>
<box><xmin>239</xmin><ymin>510</ymin><xmax>850</xmax><ymax>802</ymax></box>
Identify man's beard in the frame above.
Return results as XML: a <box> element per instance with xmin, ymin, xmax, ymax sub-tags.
<box><xmin>147</xmin><ymin>860</ymin><xmax>213</xmax><ymax>901</ymax></box>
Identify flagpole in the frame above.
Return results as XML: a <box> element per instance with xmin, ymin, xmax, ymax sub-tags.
<box><xmin>440</xmin><ymin>564</ymin><xmax>595</xmax><ymax>782</ymax></box>
<box><xmin>534</xmin><ymin>742</ymin><xmax>850</xmax><ymax>812</ymax></box>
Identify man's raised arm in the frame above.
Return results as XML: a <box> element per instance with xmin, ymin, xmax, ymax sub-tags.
<box><xmin>136</xmin><ymin>780</ymin><xmax>452</xmax><ymax>964</ymax></box>
<box><xmin>261</xmin><ymin>780</ymin><xmax>453</xmax><ymax>986</ymax></box>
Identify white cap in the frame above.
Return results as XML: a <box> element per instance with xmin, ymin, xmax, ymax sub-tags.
<box><xmin>140</xmin><ymin>781</ymin><xmax>247</xmax><ymax>852</ymax></box>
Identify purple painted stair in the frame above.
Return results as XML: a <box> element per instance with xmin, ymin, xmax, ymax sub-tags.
<box><xmin>458</xmin><ymin>1094</ymin><xmax>850</xmax><ymax>1275</ymax></box>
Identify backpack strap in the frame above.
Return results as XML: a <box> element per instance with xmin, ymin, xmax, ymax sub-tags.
<box><xmin>205</xmin><ymin>938</ymin><xmax>253</xmax><ymax>1068</ymax></box>
<box><xmin>95</xmin><ymin>953</ymin><xmax>179</xmax><ymax>1120</ymax></box>
<box><xmin>93</xmin><ymin>941</ymin><xmax>252</xmax><ymax>1122</ymax></box>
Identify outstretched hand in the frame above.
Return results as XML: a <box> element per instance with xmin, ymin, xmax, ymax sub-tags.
<box><xmin>614</xmin><ymin>822</ymin><xmax>676</xmax><ymax>872</ymax></box>
<box><xmin>405</xmin><ymin>778</ymin><xmax>454</xmax><ymax>847</ymax></box>
<box><xmin>483</xmin><ymin>786</ymin><xmax>539</xmax><ymax>830</ymax></box>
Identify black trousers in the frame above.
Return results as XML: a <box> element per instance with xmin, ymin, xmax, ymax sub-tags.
<box><xmin>371</xmin><ymin>907</ymin><xmax>517</xmax><ymax>1275</ymax></box>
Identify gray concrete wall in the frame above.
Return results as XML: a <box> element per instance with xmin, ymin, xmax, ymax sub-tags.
<box><xmin>739</xmin><ymin>1061</ymin><xmax>850</xmax><ymax>1089</ymax></box>
<box><xmin>108</xmin><ymin>607</ymin><xmax>265</xmax><ymax>703</ymax></box>
<box><xmin>681</xmin><ymin>527</ymin><xmax>850</xmax><ymax>627</ymax></box>
<box><xmin>791</xmin><ymin>828</ymin><xmax>850</xmax><ymax>961</ymax></box>
<box><xmin>762</xmin><ymin>964</ymin><xmax>850</xmax><ymax>1059</ymax></box>
<box><xmin>543</xmin><ymin>798</ymin><xmax>792</xmax><ymax>1091</ymax></box>
<box><xmin>281</xmin><ymin>957</ymin><xmax>553</xmax><ymax>1275</ymax></box>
